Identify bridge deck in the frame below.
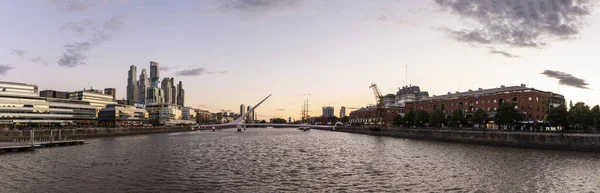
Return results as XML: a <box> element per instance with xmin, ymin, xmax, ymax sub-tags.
<box><xmin>0</xmin><ymin>140</ymin><xmax>84</xmax><ymax>153</ymax></box>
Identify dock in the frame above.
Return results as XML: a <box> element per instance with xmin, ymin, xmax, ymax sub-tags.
<box><xmin>0</xmin><ymin>140</ymin><xmax>84</xmax><ymax>153</ymax></box>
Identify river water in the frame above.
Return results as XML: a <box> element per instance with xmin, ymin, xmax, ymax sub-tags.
<box><xmin>1</xmin><ymin>128</ymin><xmax>599</xmax><ymax>192</ymax></box>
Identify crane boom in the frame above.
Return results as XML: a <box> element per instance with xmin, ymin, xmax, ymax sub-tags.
<box><xmin>369</xmin><ymin>83</ymin><xmax>386</xmax><ymax>126</ymax></box>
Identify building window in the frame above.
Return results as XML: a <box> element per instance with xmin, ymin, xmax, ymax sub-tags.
<box><xmin>494</xmin><ymin>107</ymin><xmax>497</xmax><ymax>111</ymax></box>
<box><xmin>529</xmin><ymin>97</ymin><xmax>532</xmax><ymax>101</ymax></box>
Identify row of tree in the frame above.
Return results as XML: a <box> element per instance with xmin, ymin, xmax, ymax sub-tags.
<box><xmin>391</xmin><ymin>102</ymin><xmax>600</xmax><ymax>131</ymax></box>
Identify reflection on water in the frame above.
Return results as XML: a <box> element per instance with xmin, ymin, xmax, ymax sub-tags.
<box><xmin>1</xmin><ymin>128</ymin><xmax>599</xmax><ymax>192</ymax></box>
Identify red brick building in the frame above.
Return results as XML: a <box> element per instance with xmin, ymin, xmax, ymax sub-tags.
<box><xmin>405</xmin><ymin>84</ymin><xmax>565</xmax><ymax>123</ymax></box>
<box><xmin>349</xmin><ymin>106</ymin><xmax>402</xmax><ymax>125</ymax></box>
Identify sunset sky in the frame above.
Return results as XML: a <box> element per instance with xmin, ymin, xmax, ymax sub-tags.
<box><xmin>2</xmin><ymin>0</ymin><xmax>599</xmax><ymax>120</ymax></box>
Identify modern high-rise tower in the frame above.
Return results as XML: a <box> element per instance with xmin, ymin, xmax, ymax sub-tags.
<box><xmin>138</xmin><ymin>69</ymin><xmax>149</xmax><ymax>104</ymax></box>
<box><xmin>176</xmin><ymin>81</ymin><xmax>184</xmax><ymax>106</ymax></box>
<box><xmin>127</xmin><ymin>65</ymin><xmax>138</xmax><ymax>103</ymax></box>
<box><xmin>170</xmin><ymin>78</ymin><xmax>177</xmax><ymax>105</ymax></box>
<box><xmin>150</xmin><ymin>61</ymin><xmax>160</xmax><ymax>87</ymax></box>
<box><xmin>240</xmin><ymin>104</ymin><xmax>246</xmax><ymax>118</ymax></box>
<box><xmin>340</xmin><ymin>106</ymin><xmax>346</xmax><ymax>118</ymax></box>
<box><xmin>161</xmin><ymin>77</ymin><xmax>173</xmax><ymax>104</ymax></box>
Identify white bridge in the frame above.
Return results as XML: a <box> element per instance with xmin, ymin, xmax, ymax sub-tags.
<box><xmin>197</xmin><ymin>94</ymin><xmax>334</xmax><ymax>131</ymax></box>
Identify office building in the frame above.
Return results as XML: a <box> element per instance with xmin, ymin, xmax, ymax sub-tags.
<box><xmin>196</xmin><ymin>110</ymin><xmax>211</xmax><ymax>123</ymax></box>
<box><xmin>322</xmin><ymin>106</ymin><xmax>334</xmax><ymax>117</ymax></box>
<box><xmin>104</xmin><ymin>88</ymin><xmax>116</xmax><ymax>100</ymax></box>
<box><xmin>146</xmin><ymin>104</ymin><xmax>195</xmax><ymax>125</ymax></box>
<box><xmin>161</xmin><ymin>77</ymin><xmax>173</xmax><ymax>104</ymax></box>
<box><xmin>246</xmin><ymin>105</ymin><xmax>253</xmax><ymax>122</ymax></box>
<box><xmin>340</xmin><ymin>106</ymin><xmax>346</xmax><ymax>118</ymax></box>
<box><xmin>138</xmin><ymin>69</ymin><xmax>149</xmax><ymax>104</ymax></box>
<box><xmin>170</xmin><ymin>78</ymin><xmax>177</xmax><ymax>105</ymax></box>
<box><xmin>146</xmin><ymin>87</ymin><xmax>164</xmax><ymax>104</ymax></box>
<box><xmin>39</xmin><ymin>90</ymin><xmax>69</xmax><ymax>99</ymax></box>
<box><xmin>69</xmin><ymin>89</ymin><xmax>117</xmax><ymax>109</ymax></box>
<box><xmin>182</xmin><ymin>107</ymin><xmax>198</xmax><ymax>120</ymax></box>
<box><xmin>0</xmin><ymin>81</ymin><xmax>97</xmax><ymax>128</ymax></box>
<box><xmin>98</xmin><ymin>104</ymin><xmax>149</xmax><ymax>127</ymax></box>
<box><xmin>176</xmin><ymin>81</ymin><xmax>184</xmax><ymax>106</ymax></box>
<box><xmin>127</xmin><ymin>65</ymin><xmax>138</xmax><ymax>103</ymax></box>
<box><xmin>150</xmin><ymin>61</ymin><xmax>160</xmax><ymax>87</ymax></box>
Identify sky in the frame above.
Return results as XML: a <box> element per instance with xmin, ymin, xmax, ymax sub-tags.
<box><xmin>1</xmin><ymin>0</ymin><xmax>599</xmax><ymax>120</ymax></box>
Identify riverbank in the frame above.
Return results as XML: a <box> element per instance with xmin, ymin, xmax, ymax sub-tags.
<box><xmin>0</xmin><ymin>127</ymin><xmax>201</xmax><ymax>142</ymax></box>
<box><xmin>322</xmin><ymin>127</ymin><xmax>600</xmax><ymax>152</ymax></box>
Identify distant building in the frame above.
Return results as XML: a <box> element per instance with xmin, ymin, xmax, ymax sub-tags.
<box><xmin>170</xmin><ymin>78</ymin><xmax>177</xmax><ymax>105</ymax></box>
<box><xmin>138</xmin><ymin>69</ymin><xmax>150</xmax><ymax>104</ymax></box>
<box><xmin>98</xmin><ymin>104</ymin><xmax>149</xmax><ymax>127</ymax></box>
<box><xmin>70</xmin><ymin>89</ymin><xmax>118</xmax><ymax>118</ymax></box>
<box><xmin>196</xmin><ymin>109</ymin><xmax>211</xmax><ymax>123</ymax></box>
<box><xmin>127</xmin><ymin>65</ymin><xmax>138</xmax><ymax>103</ymax></box>
<box><xmin>182</xmin><ymin>107</ymin><xmax>198</xmax><ymax>120</ymax></box>
<box><xmin>176</xmin><ymin>81</ymin><xmax>184</xmax><ymax>106</ymax></box>
<box><xmin>146</xmin><ymin>104</ymin><xmax>195</xmax><ymax>125</ymax></box>
<box><xmin>240</xmin><ymin>104</ymin><xmax>246</xmax><ymax>118</ymax></box>
<box><xmin>340</xmin><ymin>106</ymin><xmax>346</xmax><ymax>118</ymax></box>
<box><xmin>104</xmin><ymin>88</ymin><xmax>116</xmax><ymax>100</ymax></box>
<box><xmin>150</xmin><ymin>61</ymin><xmax>160</xmax><ymax>87</ymax></box>
<box><xmin>161</xmin><ymin>77</ymin><xmax>173</xmax><ymax>104</ymax></box>
<box><xmin>288</xmin><ymin>117</ymin><xmax>292</xmax><ymax>123</ymax></box>
<box><xmin>146</xmin><ymin>87</ymin><xmax>164</xmax><ymax>104</ymax></box>
<box><xmin>39</xmin><ymin>90</ymin><xmax>69</xmax><ymax>99</ymax></box>
<box><xmin>322</xmin><ymin>106</ymin><xmax>334</xmax><ymax>117</ymax></box>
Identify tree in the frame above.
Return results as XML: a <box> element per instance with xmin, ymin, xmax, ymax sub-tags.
<box><xmin>471</xmin><ymin>109</ymin><xmax>488</xmax><ymax>128</ymax></box>
<box><xmin>392</xmin><ymin>115</ymin><xmax>403</xmax><ymax>126</ymax></box>
<box><xmin>260</xmin><ymin>120</ymin><xmax>267</xmax><ymax>123</ymax></box>
<box><xmin>272</xmin><ymin>118</ymin><xmax>287</xmax><ymax>124</ymax></box>
<box><xmin>415</xmin><ymin>110</ymin><xmax>430</xmax><ymax>127</ymax></box>
<box><xmin>403</xmin><ymin>111</ymin><xmax>416</xmax><ymax>127</ymax></box>
<box><xmin>429</xmin><ymin>109</ymin><xmax>446</xmax><ymax>127</ymax></box>
<box><xmin>568</xmin><ymin>102</ymin><xmax>591</xmax><ymax>130</ymax></box>
<box><xmin>591</xmin><ymin>105</ymin><xmax>600</xmax><ymax>131</ymax></box>
<box><xmin>548</xmin><ymin>105</ymin><xmax>568</xmax><ymax>128</ymax></box>
<box><xmin>496</xmin><ymin>103</ymin><xmax>521</xmax><ymax>127</ymax></box>
<box><xmin>449</xmin><ymin>109</ymin><xmax>465</xmax><ymax>127</ymax></box>
<box><xmin>340</xmin><ymin>116</ymin><xmax>350</xmax><ymax>124</ymax></box>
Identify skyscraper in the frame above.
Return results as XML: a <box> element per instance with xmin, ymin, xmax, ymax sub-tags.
<box><xmin>161</xmin><ymin>77</ymin><xmax>173</xmax><ymax>104</ymax></box>
<box><xmin>240</xmin><ymin>104</ymin><xmax>246</xmax><ymax>118</ymax></box>
<box><xmin>104</xmin><ymin>88</ymin><xmax>116</xmax><ymax>100</ymax></box>
<box><xmin>170</xmin><ymin>78</ymin><xmax>177</xmax><ymax>105</ymax></box>
<box><xmin>176</xmin><ymin>81</ymin><xmax>184</xmax><ymax>106</ymax></box>
<box><xmin>127</xmin><ymin>65</ymin><xmax>138</xmax><ymax>103</ymax></box>
<box><xmin>322</xmin><ymin>106</ymin><xmax>334</xmax><ymax>117</ymax></box>
<box><xmin>150</xmin><ymin>61</ymin><xmax>160</xmax><ymax>87</ymax></box>
<box><xmin>147</xmin><ymin>87</ymin><xmax>164</xmax><ymax>104</ymax></box>
<box><xmin>138</xmin><ymin>69</ymin><xmax>149</xmax><ymax>104</ymax></box>
<box><xmin>340</xmin><ymin>106</ymin><xmax>346</xmax><ymax>118</ymax></box>
<box><xmin>246</xmin><ymin>105</ymin><xmax>251</xmax><ymax>122</ymax></box>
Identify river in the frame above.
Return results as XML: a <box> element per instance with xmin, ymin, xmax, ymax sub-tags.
<box><xmin>1</xmin><ymin>128</ymin><xmax>599</xmax><ymax>192</ymax></box>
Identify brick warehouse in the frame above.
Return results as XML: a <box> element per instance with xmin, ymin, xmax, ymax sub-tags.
<box><xmin>405</xmin><ymin>84</ymin><xmax>565</xmax><ymax>123</ymax></box>
<box><xmin>349</xmin><ymin>106</ymin><xmax>402</xmax><ymax>125</ymax></box>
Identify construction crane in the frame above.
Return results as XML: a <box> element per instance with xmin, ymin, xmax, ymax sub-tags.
<box><xmin>369</xmin><ymin>83</ymin><xmax>386</xmax><ymax>126</ymax></box>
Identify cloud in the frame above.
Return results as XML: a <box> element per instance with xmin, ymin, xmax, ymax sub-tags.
<box><xmin>159</xmin><ymin>66</ymin><xmax>179</xmax><ymax>72</ymax></box>
<box><xmin>10</xmin><ymin>49</ymin><xmax>25</xmax><ymax>57</ymax></box>
<box><xmin>175</xmin><ymin>68</ymin><xmax>227</xmax><ymax>76</ymax></box>
<box><xmin>488</xmin><ymin>48</ymin><xmax>520</xmax><ymax>58</ymax></box>
<box><xmin>48</xmin><ymin>0</ymin><xmax>123</xmax><ymax>12</ymax></box>
<box><xmin>30</xmin><ymin>57</ymin><xmax>49</xmax><ymax>65</ymax></box>
<box><xmin>276</xmin><ymin>109</ymin><xmax>286</xmax><ymax>111</ymax></box>
<box><xmin>58</xmin><ymin>16</ymin><xmax>125</xmax><ymax>67</ymax></box>
<box><xmin>541</xmin><ymin>70</ymin><xmax>590</xmax><ymax>89</ymax></box>
<box><xmin>218</xmin><ymin>0</ymin><xmax>301</xmax><ymax>12</ymax></box>
<box><xmin>436</xmin><ymin>0</ymin><xmax>594</xmax><ymax>48</ymax></box>
<box><xmin>0</xmin><ymin>65</ymin><xmax>13</xmax><ymax>75</ymax></box>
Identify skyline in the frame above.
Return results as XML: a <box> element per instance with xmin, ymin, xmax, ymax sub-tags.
<box><xmin>2</xmin><ymin>0</ymin><xmax>600</xmax><ymax>120</ymax></box>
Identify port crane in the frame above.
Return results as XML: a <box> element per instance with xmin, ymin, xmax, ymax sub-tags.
<box><xmin>369</xmin><ymin>83</ymin><xmax>386</xmax><ymax>126</ymax></box>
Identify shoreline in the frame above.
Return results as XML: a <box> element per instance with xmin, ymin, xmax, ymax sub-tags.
<box><xmin>0</xmin><ymin>127</ymin><xmax>208</xmax><ymax>141</ymax></box>
<box><xmin>318</xmin><ymin>127</ymin><xmax>600</xmax><ymax>152</ymax></box>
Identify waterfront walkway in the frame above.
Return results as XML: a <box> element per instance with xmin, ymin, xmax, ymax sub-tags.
<box><xmin>0</xmin><ymin>140</ymin><xmax>84</xmax><ymax>153</ymax></box>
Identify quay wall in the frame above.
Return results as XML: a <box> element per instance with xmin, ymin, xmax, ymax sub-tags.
<box><xmin>326</xmin><ymin>127</ymin><xmax>600</xmax><ymax>152</ymax></box>
<box><xmin>0</xmin><ymin>127</ymin><xmax>196</xmax><ymax>141</ymax></box>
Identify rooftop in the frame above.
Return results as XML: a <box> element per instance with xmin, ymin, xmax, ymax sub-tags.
<box><xmin>422</xmin><ymin>84</ymin><xmax>564</xmax><ymax>102</ymax></box>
